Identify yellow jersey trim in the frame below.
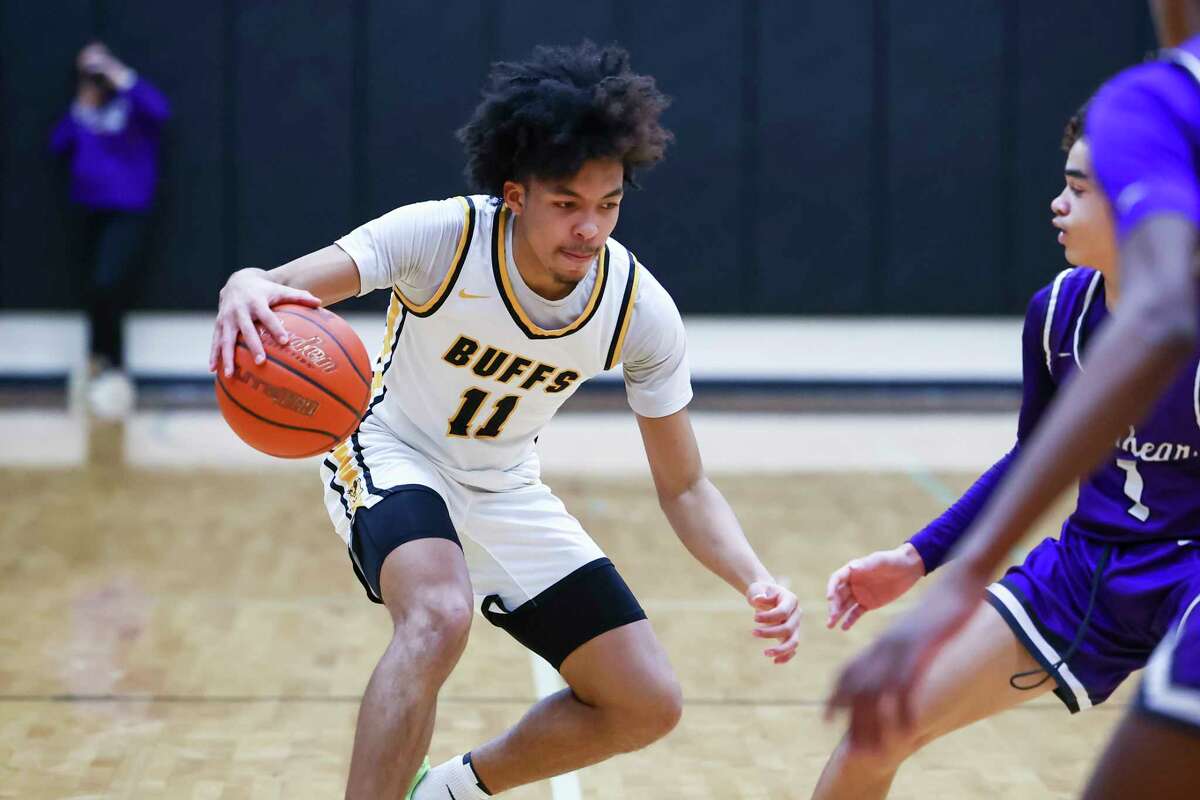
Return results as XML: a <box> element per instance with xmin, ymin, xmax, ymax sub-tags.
<box><xmin>605</xmin><ymin>252</ymin><xmax>641</xmax><ymax>370</ymax></box>
<box><xmin>392</xmin><ymin>196</ymin><xmax>476</xmax><ymax>317</ymax></box>
<box><xmin>492</xmin><ymin>205</ymin><xmax>610</xmax><ymax>339</ymax></box>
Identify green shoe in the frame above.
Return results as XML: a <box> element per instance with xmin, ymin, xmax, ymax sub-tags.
<box><xmin>405</xmin><ymin>756</ymin><xmax>431</xmax><ymax>800</ymax></box>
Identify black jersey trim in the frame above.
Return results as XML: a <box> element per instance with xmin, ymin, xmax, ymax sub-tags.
<box><xmin>490</xmin><ymin>204</ymin><xmax>610</xmax><ymax>340</ymax></box>
<box><xmin>392</xmin><ymin>195</ymin><xmax>476</xmax><ymax>318</ymax></box>
<box><xmin>604</xmin><ymin>251</ymin><xmax>642</xmax><ymax>370</ymax></box>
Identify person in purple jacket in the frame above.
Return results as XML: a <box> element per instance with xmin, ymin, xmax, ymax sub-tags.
<box><xmin>51</xmin><ymin>41</ymin><xmax>169</xmax><ymax>412</ymax></box>
<box><xmin>823</xmin><ymin>2</ymin><xmax>1200</xmax><ymax>798</ymax></box>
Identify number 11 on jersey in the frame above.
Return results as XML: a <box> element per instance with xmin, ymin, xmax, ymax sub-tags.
<box><xmin>448</xmin><ymin>388</ymin><xmax>520</xmax><ymax>438</ymax></box>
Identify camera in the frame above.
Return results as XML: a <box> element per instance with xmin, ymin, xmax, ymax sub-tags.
<box><xmin>81</xmin><ymin>68</ymin><xmax>112</xmax><ymax>90</ymax></box>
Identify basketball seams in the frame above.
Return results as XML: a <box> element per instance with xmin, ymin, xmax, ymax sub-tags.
<box><xmin>234</xmin><ymin>340</ymin><xmax>364</xmax><ymax>418</ymax></box>
<box><xmin>218</xmin><ymin>304</ymin><xmax>372</xmax><ymax>459</ymax></box>
<box><xmin>275</xmin><ymin>308</ymin><xmax>371</xmax><ymax>388</ymax></box>
<box><xmin>215</xmin><ymin>375</ymin><xmax>342</xmax><ymax>455</ymax></box>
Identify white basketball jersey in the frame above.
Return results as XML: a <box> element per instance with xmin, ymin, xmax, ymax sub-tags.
<box><xmin>330</xmin><ymin>196</ymin><xmax>642</xmax><ymax>493</ymax></box>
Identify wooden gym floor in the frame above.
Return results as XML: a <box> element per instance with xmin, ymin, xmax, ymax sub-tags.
<box><xmin>1</xmin><ymin>416</ymin><xmax>1128</xmax><ymax>799</ymax></box>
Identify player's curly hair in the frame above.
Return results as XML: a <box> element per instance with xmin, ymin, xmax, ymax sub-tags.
<box><xmin>457</xmin><ymin>41</ymin><xmax>673</xmax><ymax>196</ymax></box>
<box><xmin>1062</xmin><ymin>101</ymin><xmax>1089</xmax><ymax>151</ymax></box>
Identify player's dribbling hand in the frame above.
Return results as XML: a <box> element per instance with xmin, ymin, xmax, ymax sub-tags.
<box><xmin>747</xmin><ymin>580</ymin><xmax>802</xmax><ymax>664</ymax></box>
<box><xmin>823</xmin><ymin>562</ymin><xmax>982</xmax><ymax>752</ymax></box>
<box><xmin>825</xmin><ymin>543</ymin><xmax>926</xmax><ymax>631</ymax></box>
<box><xmin>210</xmin><ymin>268</ymin><xmax>321</xmax><ymax>377</ymax></box>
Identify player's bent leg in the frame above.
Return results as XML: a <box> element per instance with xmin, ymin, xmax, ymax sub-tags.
<box><xmin>345</xmin><ymin>490</ymin><xmax>473</xmax><ymax>800</ymax></box>
<box><xmin>347</xmin><ymin>538</ymin><xmax>473</xmax><ymax>800</ymax></box>
<box><xmin>812</xmin><ymin>600</ymin><xmax>1052</xmax><ymax>800</ymax></box>
<box><xmin>470</xmin><ymin>618</ymin><xmax>680</xmax><ymax>793</ymax></box>
<box><xmin>450</xmin><ymin>558</ymin><xmax>672</xmax><ymax>795</ymax></box>
<box><xmin>560</xmin><ymin>617</ymin><xmax>682</xmax><ymax>754</ymax></box>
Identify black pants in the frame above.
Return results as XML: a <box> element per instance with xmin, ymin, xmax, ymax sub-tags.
<box><xmin>82</xmin><ymin>210</ymin><xmax>149</xmax><ymax>368</ymax></box>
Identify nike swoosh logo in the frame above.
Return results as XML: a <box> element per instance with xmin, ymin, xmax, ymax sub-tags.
<box><xmin>458</xmin><ymin>289</ymin><xmax>490</xmax><ymax>300</ymax></box>
<box><xmin>447</xmin><ymin>787</ymin><xmax>457</xmax><ymax>800</ymax></box>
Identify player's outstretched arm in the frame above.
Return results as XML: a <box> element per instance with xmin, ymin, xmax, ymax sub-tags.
<box><xmin>636</xmin><ymin>408</ymin><xmax>801</xmax><ymax>664</ymax></box>
<box><xmin>209</xmin><ymin>245</ymin><xmax>360</xmax><ymax>377</ymax></box>
<box><xmin>825</xmin><ymin>544</ymin><xmax>925</xmax><ymax>632</ymax></box>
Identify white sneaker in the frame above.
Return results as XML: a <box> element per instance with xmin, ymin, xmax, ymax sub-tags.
<box><xmin>88</xmin><ymin>370</ymin><xmax>136</xmax><ymax>420</ymax></box>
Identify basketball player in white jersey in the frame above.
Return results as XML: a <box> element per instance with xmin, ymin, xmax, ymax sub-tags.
<box><xmin>210</xmin><ymin>42</ymin><xmax>801</xmax><ymax>800</ymax></box>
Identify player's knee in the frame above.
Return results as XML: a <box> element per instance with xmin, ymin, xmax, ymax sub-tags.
<box><xmin>641</xmin><ymin>678</ymin><xmax>684</xmax><ymax>741</ymax></box>
<box><xmin>603</xmin><ymin>674</ymin><xmax>683</xmax><ymax>751</ymax></box>
<box><xmin>424</xmin><ymin>591</ymin><xmax>473</xmax><ymax>649</ymax></box>
<box><xmin>397</xmin><ymin>588</ymin><xmax>473</xmax><ymax>663</ymax></box>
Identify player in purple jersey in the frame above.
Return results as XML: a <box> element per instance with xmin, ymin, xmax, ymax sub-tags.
<box><xmin>812</xmin><ymin>100</ymin><xmax>1200</xmax><ymax>798</ymax></box>
<box><xmin>824</xmin><ymin>3</ymin><xmax>1200</xmax><ymax>798</ymax></box>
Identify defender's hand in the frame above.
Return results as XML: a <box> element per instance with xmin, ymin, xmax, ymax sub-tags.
<box><xmin>747</xmin><ymin>580</ymin><xmax>802</xmax><ymax>664</ymax></box>
<box><xmin>209</xmin><ymin>269</ymin><xmax>321</xmax><ymax>377</ymax></box>
<box><xmin>824</xmin><ymin>564</ymin><xmax>982</xmax><ymax>752</ymax></box>
<box><xmin>826</xmin><ymin>543</ymin><xmax>926</xmax><ymax>631</ymax></box>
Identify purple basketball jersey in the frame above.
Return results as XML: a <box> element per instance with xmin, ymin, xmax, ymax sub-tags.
<box><xmin>1045</xmin><ymin>268</ymin><xmax>1200</xmax><ymax>544</ymax></box>
<box><xmin>981</xmin><ymin>271</ymin><xmax>1200</xmax><ymax>714</ymax></box>
<box><xmin>912</xmin><ymin>269</ymin><xmax>1200</xmax><ymax>714</ymax></box>
<box><xmin>909</xmin><ymin>268</ymin><xmax>1200</xmax><ymax>572</ymax></box>
<box><xmin>1088</xmin><ymin>37</ymin><xmax>1200</xmax><ymax>240</ymax></box>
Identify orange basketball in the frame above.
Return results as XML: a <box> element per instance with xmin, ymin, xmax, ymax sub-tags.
<box><xmin>215</xmin><ymin>304</ymin><xmax>372</xmax><ymax>458</ymax></box>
